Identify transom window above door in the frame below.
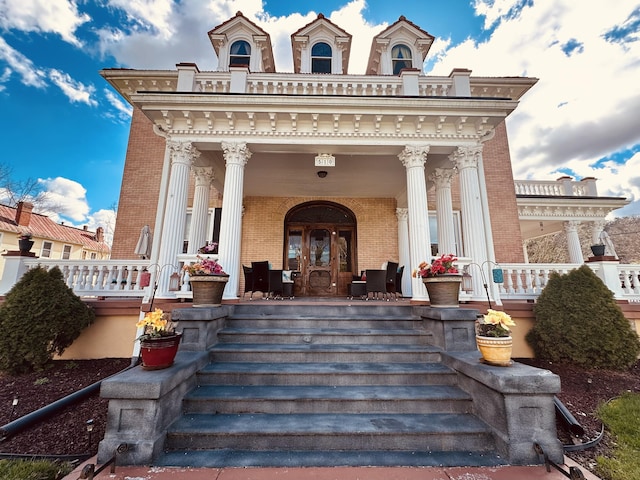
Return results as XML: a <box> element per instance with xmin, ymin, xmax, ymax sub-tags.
<box><xmin>230</xmin><ymin>40</ymin><xmax>251</xmax><ymax>67</ymax></box>
<box><xmin>392</xmin><ymin>44</ymin><xmax>413</xmax><ymax>74</ymax></box>
<box><xmin>311</xmin><ymin>42</ymin><xmax>332</xmax><ymax>73</ymax></box>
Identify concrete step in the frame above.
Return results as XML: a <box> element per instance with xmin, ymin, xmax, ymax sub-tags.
<box><xmin>218</xmin><ymin>327</ymin><xmax>430</xmax><ymax>345</ymax></box>
<box><xmin>183</xmin><ymin>384</ymin><xmax>473</xmax><ymax>414</ymax></box>
<box><xmin>156</xmin><ymin>449</ymin><xmax>504</xmax><ymax>468</ymax></box>
<box><xmin>196</xmin><ymin>361</ymin><xmax>458</xmax><ymax>386</ymax></box>
<box><xmin>165</xmin><ymin>413</ymin><xmax>495</xmax><ymax>452</ymax></box>
<box><xmin>230</xmin><ymin>304</ymin><xmax>417</xmax><ymax>319</ymax></box>
<box><xmin>225</xmin><ymin>316</ymin><xmax>423</xmax><ymax>330</ymax></box>
<box><xmin>208</xmin><ymin>343</ymin><xmax>442</xmax><ymax>363</ymax></box>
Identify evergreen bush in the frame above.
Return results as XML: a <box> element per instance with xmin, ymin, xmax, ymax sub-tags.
<box><xmin>526</xmin><ymin>265</ymin><xmax>640</xmax><ymax>369</ymax></box>
<box><xmin>0</xmin><ymin>267</ymin><xmax>95</xmax><ymax>374</ymax></box>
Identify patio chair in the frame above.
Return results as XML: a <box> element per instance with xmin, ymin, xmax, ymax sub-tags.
<box><xmin>268</xmin><ymin>269</ymin><xmax>284</xmax><ymax>299</ymax></box>
<box><xmin>396</xmin><ymin>265</ymin><xmax>405</xmax><ymax>298</ymax></box>
<box><xmin>251</xmin><ymin>261</ymin><xmax>270</xmax><ymax>299</ymax></box>
<box><xmin>384</xmin><ymin>261</ymin><xmax>399</xmax><ymax>301</ymax></box>
<box><xmin>242</xmin><ymin>265</ymin><xmax>254</xmax><ymax>299</ymax></box>
<box><xmin>365</xmin><ymin>269</ymin><xmax>386</xmax><ymax>300</ymax></box>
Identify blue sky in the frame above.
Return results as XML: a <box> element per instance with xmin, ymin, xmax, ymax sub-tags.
<box><xmin>1</xmin><ymin>0</ymin><xmax>640</xmax><ymax>242</ymax></box>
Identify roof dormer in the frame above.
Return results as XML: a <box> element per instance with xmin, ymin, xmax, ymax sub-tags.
<box><xmin>291</xmin><ymin>13</ymin><xmax>352</xmax><ymax>74</ymax></box>
<box><xmin>366</xmin><ymin>16</ymin><xmax>434</xmax><ymax>76</ymax></box>
<box><xmin>208</xmin><ymin>11</ymin><xmax>275</xmax><ymax>73</ymax></box>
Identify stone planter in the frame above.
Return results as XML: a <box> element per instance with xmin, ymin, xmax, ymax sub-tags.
<box><xmin>476</xmin><ymin>335</ymin><xmax>513</xmax><ymax>366</ymax></box>
<box><xmin>189</xmin><ymin>274</ymin><xmax>229</xmax><ymax>307</ymax></box>
<box><xmin>422</xmin><ymin>274</ymin><xmax>462</xmax><ymax>307</ymax></box>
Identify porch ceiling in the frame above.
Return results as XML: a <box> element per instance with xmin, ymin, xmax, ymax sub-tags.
<box><xmin>195</xmin><ymin>143</ymin><xmax>455</xmax><ymax>202</ymax></box>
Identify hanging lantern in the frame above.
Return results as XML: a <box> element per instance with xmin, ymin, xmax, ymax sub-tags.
<box><xmin>169</xmin><ymin>272</ymin><xmax>181</xmax><ymax>291</ymax></box>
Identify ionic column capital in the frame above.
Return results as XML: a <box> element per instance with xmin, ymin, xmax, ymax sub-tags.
<box><xmin>398</xmin><ymin>144</ymin><xmax>430</xmax><ymax>169</ymax></box>
<box><xmin>222</xmin><ymin>141</ymin><xmax>252</xmax><ymax>166</ymax></box>
<box><xmin>451</xmin><ymin>144</ymin><xmax>482</xmax><ymax>170</ymax></box>
<box><xmin>168</xmin><ymin>140</ymin><xmax>200</xmax><ymax>166</ymax></box>
<box><xmin>192</xmin><ymin>166</ymin><xmax>215</xmax><ymax>187</ymax></box>
<box><xmin>564</xmin><ymin>220</ymin><xmax>581</xmax><ymax>233</ymax></box>
<box><xmin>396</xmin><ymin>208</ymin><xmax>408</xmax><ymax>222</ymax></box>
<box><xmin>429</xmin><ymin>167</ymin><xmax>456</xmax><ymax>189</ymax></box>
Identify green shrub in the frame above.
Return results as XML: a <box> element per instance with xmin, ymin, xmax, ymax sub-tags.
<box><xmin>0</xmin><ymin>267</ymin><xmax>95</xmax><ymax>374</ymax></box>
<box><xmin>526</xmin><ymin>265</ymin><xmax>640</xmax><ymax>369</ymax></box>
<box><xmin>0</xmin><ymin>459</ymin><xmax>74</xmax><ymax>480</ymax></box>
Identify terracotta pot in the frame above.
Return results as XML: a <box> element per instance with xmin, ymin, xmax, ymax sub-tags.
<box><xmin>189</xmin><ymin>274</ymin><xmax>229</xmax><ymax>307</ymax></box>
<box><xmin>422</xmin><ymin>274</ymin><xmax>462</xmax><ymax>307</ymax></box>
<box><xmin>476</xmin><ymin>335</ymin><xmax>513</xmax><ymax>366</ymax></box>
<box><xmin>139</xmin><ymin>333</ymin><xmax>182</xmax><ymax>370</ymax></box>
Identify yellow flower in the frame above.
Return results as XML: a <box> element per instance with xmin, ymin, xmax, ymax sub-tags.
<box><xmin>483</xmin><ymin>309</ymin><xmax>515</xmax><ymax>330</ymax></box>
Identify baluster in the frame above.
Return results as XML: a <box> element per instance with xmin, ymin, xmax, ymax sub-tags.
<box><xmin>520</xmin><ymin>268</ymin><xmax>530</xmax><ymax>294</ymax></box>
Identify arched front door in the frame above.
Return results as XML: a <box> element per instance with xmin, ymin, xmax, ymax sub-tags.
<box><xmin>284</xmin><ymin>202</ymin><xmax>357</xmax><ymax>297</ymax></box>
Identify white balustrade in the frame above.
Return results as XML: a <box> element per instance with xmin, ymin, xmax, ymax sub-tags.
<box><xmin>18</xmin><ymin>256</ymin><xmax>640</xmax><ymax>303</ymax></box>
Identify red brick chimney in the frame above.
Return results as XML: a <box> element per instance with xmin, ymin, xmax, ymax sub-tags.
<box><xmin>96</xmin><ymin>227</ymin><xmax>104</xmax><ymax>243</ymax></box>
<box><xmin>15</xmin><ymin>201</ymin><xmax>33</xmax><ymax>227</ymax></box>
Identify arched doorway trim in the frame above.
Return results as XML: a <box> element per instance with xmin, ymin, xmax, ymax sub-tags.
<box><xmin>284</xmin><ymin>201</ymin><xmax>357</xmax><ymax>296</ymax></box>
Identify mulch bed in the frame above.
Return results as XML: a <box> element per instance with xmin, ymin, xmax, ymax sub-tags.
<box><xmin>1</xmin><ymin>357</ymin><xmax>639</xmax><ymax>478</ymax></box>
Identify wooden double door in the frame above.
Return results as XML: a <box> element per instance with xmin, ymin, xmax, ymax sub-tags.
<box><xmin>285</xmin><ymin>224</ymin><xmax>356</xmax><ymax>297</ymax></box>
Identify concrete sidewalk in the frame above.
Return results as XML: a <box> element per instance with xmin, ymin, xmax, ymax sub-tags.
<box><xmin>64</xmin><ymin>456</ymin><xmax>601</xmax><ymax>480</ymax></box>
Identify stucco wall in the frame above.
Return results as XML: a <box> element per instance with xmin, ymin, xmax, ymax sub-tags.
<box><xmin>57</xmin><ymin>299</ymin><xmax>640</xmax><ymax>360</ymax></box>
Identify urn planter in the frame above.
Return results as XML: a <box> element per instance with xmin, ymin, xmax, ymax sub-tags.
<box><xmin>189</xmin><ymin>274</ymin><xmax>229</xmax><ymax>307</ymax></box>
<box><xmin>422</xmin><ymin>274</ymin><xmax>462</xmax><ymax>308</ymax></box>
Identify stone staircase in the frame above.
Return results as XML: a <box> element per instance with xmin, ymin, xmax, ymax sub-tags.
<box><xmin>156</xmin><ymin>304</ymin><xmax>503</xmax><ymax>467</ymax></box>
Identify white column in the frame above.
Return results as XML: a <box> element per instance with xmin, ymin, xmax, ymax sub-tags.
<box><xmin>396</xmin><ymin>208</ymin><xmax>411</xmax><ymax>297</ymax></box>
<box><xmin>187</xmin><ymin>166</ymin><xmax>215</xmax><ymax>254</ymax></box>
<box><xmin>429</xmin><ymin>167</ymin><xmax>456</xmax><ymax>255</ymax></box>
<box><xmin>564</xmin><ymin>221</ymin><xmax>584</xmax><ymax>264</ymax></box>
<box><xmin>219</xmin><ymin>141</ymin><xmax>251</xmax><ymax>300</ymax></box>
<box><xmin>452</xmin><ymin>145</ymin><xmax>489</xmax><ymax>298</ymax></box>
<box><xmin>399</xmin><ymin>145</ymin><xmax>431</xmax><ymax>301</ymax></box>
<box><xmin>156</xmin><ymin>140</ymin><xmax>200</xmax><ymax>296</ymax></box>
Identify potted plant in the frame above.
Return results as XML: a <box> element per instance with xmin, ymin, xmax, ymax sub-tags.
<box><xmin>17</xmin><ymin>232</ymin><xmax>34</xmax><ymax>253</ymax></box>
<box><xmin>198</xmin><ymin>241</ymin><xmax>218</xmax><ymax>255</ymax></box>
<box><xmin>136</xmin><ymin>308</ymin><xmax>181</xmax><ymax>370</ymax></box>
<box><xmin>590</xmin><ymin>243</ymin><xmax>605</xmax><ymax>257</ymax></box>
<box><xmin>475</xmin><ymin>309</ymin><xmax>516</xmax><ymax>366</ymax></box>
<box><xmin>412</xmin><ymin>253</ymin><xmax>461</xmax><ymax>307</ymax></box>
<box><xmin>183</xmin><ymin>253</ymin><xmax>229</xmax><ymax>307</ymax></box>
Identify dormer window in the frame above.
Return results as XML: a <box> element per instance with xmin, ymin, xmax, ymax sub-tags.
<box><xmin>392</xmin><ymin>44</ymin><xmax>413</xmax><ymax>74</ymax></box>
<box><xmin>311</xmin><ymin>42</ymin><xmax>332</xmax><ymax>73</ymax></box>
<box><xmin>230</xmin><ymin>40</ymin><xmax>251</xmax><ymax>67</ymax></box>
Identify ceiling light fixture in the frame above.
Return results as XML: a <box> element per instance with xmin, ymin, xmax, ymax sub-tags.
<box><xmin>317</xmin><ymin>170</ymin><xmax>328</xmax><ymax>178</ymax></box>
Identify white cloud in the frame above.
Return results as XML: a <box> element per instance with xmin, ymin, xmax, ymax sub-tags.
<box><xmin>0</xmin><ymin>0</ymin><xmax>90</xmax><ymax>46</ymax></box>
<box><xmin>0</xmin><ymin>36</ymin><xmax>47</xmax><ymax>88</ymax></box>
<box><xmin>430</xmin><ymin>0</ymin><xmax>640</xmax><ymax>216</ymax></box>
<box><xmin>49</xmin><ymin>69</ymin><xmax>98</xmax><ymax>105</ymax></box>
<box><xmin>104</xmin><ymin>88</ymin><xmax>133</xmax><ymax>119</ymax></box>
<box><xmin>37</xmin><ymin>177</ymin><xmax>90</xmax><ymax>222</ymax></box>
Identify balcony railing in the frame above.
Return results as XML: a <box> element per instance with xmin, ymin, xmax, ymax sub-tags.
<box><xmin>20</xmin><ymin>257</ymin><xmax>640</xmax><ymax>304</ymax></box>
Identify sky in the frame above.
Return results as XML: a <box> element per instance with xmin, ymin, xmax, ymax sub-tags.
<box><xmin>1</xmin><ymin>0</ymin><xmax>640</xmax><ymax>241</ymax></box>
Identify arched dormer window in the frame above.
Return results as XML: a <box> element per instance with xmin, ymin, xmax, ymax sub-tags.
<box><xmin>230</xmin><ymin>40</ymin><xmax>251</xmax><ymax>67</ymax></box>
<box><xmin>391</xmin><ymin>44</ymin><xmax>413</xmax><ymax>74</ymax></box>
<box><xmin>311</xmin><ymin>42</ymin><xmax>332</xmax><ymax>73</ymax></box>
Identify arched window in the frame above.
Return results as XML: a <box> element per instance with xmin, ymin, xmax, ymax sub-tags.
<box><xmin>230</xmin><ymin>40</ymin><xmax>251</xmax><ymax>67</ymax></box>
<box><xmin>392</xmin><ymin>44</ymin><xmax>413</xmax><ymax>75</ymax></box>
<box><xmin>311</xmin><ymin>42</ymin><xmax>332</xmax><ymax>73</ymax></box>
